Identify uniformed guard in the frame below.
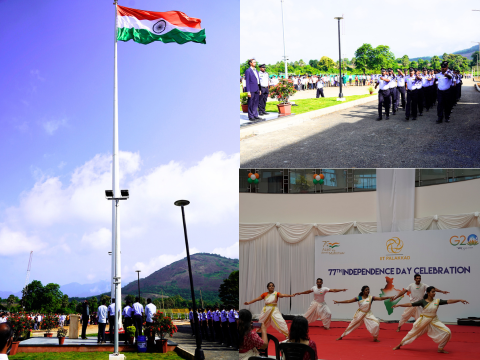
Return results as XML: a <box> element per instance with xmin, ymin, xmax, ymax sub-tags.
<box><xmin>316</xmin><ymin>76</ymin><xmax>325</xmax><ymax>98</ymax></box>
<box><xmin>374</xmin><ymin>68</ymin><xmax>391</xmax><ymax>120</ymax></box>
<box><xmin>405</xmin><ymin>68</ymin><xmax>421</xmax><ymax>121</ymax></box>
<box><xmin>421</xmin><ymin>68</ymin><xmax>432</xmax><ymax>111</ymax></box>
<box><xmin>387</xmin><ymin>68</ymin><xmax>398</xmax><ymax>115</ymax></box>
<box><xmin>414</xmin><ymin>68</ymin><xmax>424</xmax><ymax>116</ymax></box>
<box><xmin>435</xmin><ymin>61</ymin><xmax>453</xmax><ymax>123</ymax></box>
<box><xmin>456</xmin><ymin>69</ymin><xmax>463</xmax><ymax>102</ymax></box>
<box><xmin>257</xmin><ymin>64</ymin><xmax>269</xmax><ymax>116</ymax></box>
<box><xmin>396</xmin><ymin>69</ymin><xmax>406</xmax><ymax>110</ymax></box>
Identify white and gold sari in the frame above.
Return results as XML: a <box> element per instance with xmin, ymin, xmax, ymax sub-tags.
<box><xmin>258</xmin><ymin>291</ymin><xmax>289</xmax><ymax>337</ymax></box>
<box><xmin>400</xmin><ymin>299</ymin><xmax>451</xmax><ymax>349</ymax></box>
<box><xmin>304</xmin><ymin>301</ymin><xmax>332</xmax><ymax>328</ymax></box>
<box><xmin>341</xmin><ymin>295</ymin><xmax>380</xmax><ymax>338</ymax></box>
<box><xmin>398</xmin><ymin>305</ymin><xmax>422</xmax><ymax>327</ymax></box>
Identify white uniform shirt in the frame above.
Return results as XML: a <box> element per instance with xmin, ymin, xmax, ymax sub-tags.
<box><xmin>396</xmin><ymin>74</ymin><xmax>405</xmax><ymax>87</ymax></box>
<box><xmin>389</xmin><ymin>74</ymin><xmax>397</xmax><ymax>88</ymax></box>
<box><xmin>377</xmin><ymin>75</ymin><xmax>390</xmax><ymax>90</ymax></box>
<box><xmin>422</xmin><ymin>73</ymin><xmax>431</xmax><ymax>87</ymax></box>
<box><xmin>132</xmin><ymin>302</ymin><xmax>144</xmax><ymax>316</ymax></box>
<box><xmin>405</xmin><ymin>75</ymin><xmax>417</xmax><ymax>90</ymax></box>
<box><xmin>259</xmin><ymin>71</ymin><xmax>269</xmax><ymax>87</ymax></box>
<box><xmin>311</xmin><ymin>286</ymin><xmax>330</xmax><ymax>303</ymax></box>
<box><xmin>405</xmin><ymin>282</ymin><xmax>429</xmax><ymax>302</ymax></box>
<box><xmin>316</xmin><ymin>79</ymin><xmax>324</xmax><ymax>89</ymax></box>
<box><xmin>108</xmin><ymin>303</ymin><xmax>116</xmax><ymax>316</ymax></box>
<box><xmin>436</xmin><ymin>72</ymin><xmax>453</xmax><ymax>91</ymax></box>
<box><xmin>145</xmin><ymin>303</ymin><xmax>157</xmax><ymax>322</ymax></box>
<box><xmin>97</xmin><ymin>305</ymin><xmax>108</xmax><ymax>323</ymax></box>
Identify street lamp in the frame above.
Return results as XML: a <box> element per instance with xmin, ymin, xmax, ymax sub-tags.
<box><xmin>174</xmin><ymin>200</ymin><xmax>204</xmax><ymax>360</ymax></box>
<box><xmin>105</xmin><ymin>189</ymin><xmax>129</xmax><ymax>355</ymax></box>
<box><xmin>334</xmin><ymin>17</ymin><xmax>345</xmax><ymax>101</ymax></box>
<box><xmin>135</xmin><ymin>270</ymin><xmax>141</xmax><ymax>301</ymax></box>
<box><xmin>108</xmin><ymin>252</ymin><xmax>113</xmax><ymax>300</ymax></box>
<box><xmin>280</xmin><ymin>0</ymin><xmax>288</xmax><ymax>79</ymax></box>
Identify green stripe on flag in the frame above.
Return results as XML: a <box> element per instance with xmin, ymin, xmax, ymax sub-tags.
<box><xmin>117</xmin><ymin>27</ymin><xmax>206</xmax><ymax>45</ymax></box>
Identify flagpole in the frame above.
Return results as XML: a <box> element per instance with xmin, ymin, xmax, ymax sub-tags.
<box><xmin>112</xmin><ymin>0</ymin><xmax>122</xmax><ymax>356</ymax></box>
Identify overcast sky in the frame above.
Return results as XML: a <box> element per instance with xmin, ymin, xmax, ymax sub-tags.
<box><xmin>0</xmin><ymin>0</ymin><xmax>239</xmax><ymax>293</ymax></box>
<box><xmin>241</xmin><ymin>0</ymin><xmax>480</xmax><ymax>65</ymax></box>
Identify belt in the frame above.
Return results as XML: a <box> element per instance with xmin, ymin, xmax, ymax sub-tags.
<box><xmin>420</xmin><ymin>314</ymin><xmax>435</xmax><ymax>318</ymax></box>
<box><xmin>265</xmin><ymin>304</ymin><xmax>277</xmax><ymax>307</ymax></box>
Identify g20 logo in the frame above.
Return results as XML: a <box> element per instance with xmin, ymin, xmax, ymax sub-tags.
<box><xmin>450</xmin><ymin>234</ymin><xmax>479</xmax><ymax>246</ymax></box>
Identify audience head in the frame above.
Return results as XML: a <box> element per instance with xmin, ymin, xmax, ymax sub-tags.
<box><xmin>288</xmin><ymin>316</ymin><xmax>310</xmax><ymax>342</ymax></box>
<box><xmin>111</xmin><ymin>298</ymin><xmax>115</xmax><ymax>304</ymax></box>
<box><xmin>135</xmin><ymin>297</ymin><xmax>140</xmax><ymax>303</ymax></box>
<box><xmin>147</xmin><ymin>298</ymin><xmax>151</xmax><ymax>304</ymax></box>
<box><xmin>102</xmin><ymin>299</ymin><xmax>106</xmax><ymax>305</ymax></box>
<box><xmin>238</xmin><ymin>309</ymin><xmax>253</xmax><ymax>349</ymax></box>
<box><xmin>0</xmin><ymin>322</ymin><xmax>14</xmax><ymax>354</ymax></box>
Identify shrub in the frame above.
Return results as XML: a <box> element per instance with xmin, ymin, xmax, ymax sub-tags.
<box><xmin>269</xmin><ymin>78</ymin><xmax>297</xmax><ymax>104</ymax></box>
<box><xmin>8</xmin><ymin>312</ymin><xmax>34</xmax><ymax>341</ymax></box>
<box><xmin>240</xmin><ymin>92</ymin><xmax>249</xmax><ymax>105</ymax></box>
<box><xmin>151</xmin><ymin>311</ymin><xmax>178</xmax><ymax>339</ymax></box>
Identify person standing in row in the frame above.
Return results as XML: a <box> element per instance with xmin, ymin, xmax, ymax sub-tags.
<box><xmin>420</xmin><ymin>68</ymin><xmax>432</xmax><ymax>112</ymax></box>
<box><xmin>258</xmin><ymin>64</ymin><xmax>269</xmax><ymax>116</ymax></box>
<box><xmin>207</xmin><ymin>307</ymin><xmax>215</xmax><ymax>342</ymax></box>
<box><xmin>145</xmin><ymin>298</ymin><xmax>156</xmax><ymax>341</ymax></box>
<box><xmin>201</xmin><ymin>309</ymin><xmax>209</xmax><ymax>340</ymax></box>
<box><xmin>213</xmin><ymin>306</ymin><xmax>222</xmax><ymax>343</ymax></box>
<box><xmin>245</xmin><ymin>58</ymin><xmax>262</xmax><ymax>121</ymax></box>
<box><xmin>435</xmin><ymin>61</ymin><xmax>453</xmax><ymax>123</ymax></box>
<box><xmin>107</xmin><ymin>299</ymin><xmax>118</xmax><ymax>343</ymax></box>
<box><xmin>228</xmin><ymin>306</ymin><xmax>238</xmax><ymax>349</ymax></box>
<box><xmin>132</xmin><ymin>297</ymin><xmax>144</xmax><ymax>340</ymax></box>
<box><xmin>188</xmin><ymin>308</ymin><xmax>194</xmax><ymax>336</ymax></box>
<box><xmin>123</xmin><ymin>301</ymin><xmax>133</xmax><ymax>343</ymax></box>
<box><xmin>374</xmin><ymin>68</ymin><xmax>391</xmax><ymax>120</ymax></box>
<box><xmin>81</xmin><ymin>300</ymin><xmax>89</xmax><ymax>340</ymax></box>
<box><xmin>396</xmin><ymin>69</ymin><xmax>406</xmax><ymax>110</ymax></box>
<box><xmin>387</xmin><ymin>68</ymin><xmax>398</xmax><ymax>115</ymax></box>
<box><xmin>220</xmin><ymin>306</ymin><xmax>231</xmax><ymax>347</ymax></box>
<box><xmin>97</xmin><ymin>299</ymin><xmax>108</xmax><ymax>344</ymax></box>
<box><xmin>316</xmin><ymin>76</ymin><xmax>325</xmax><ymax>98</ymax></box>
<box><xmin>405</xmin><ymin>68</ymin><xmax>421</xmax><ymax>121</ymax></box>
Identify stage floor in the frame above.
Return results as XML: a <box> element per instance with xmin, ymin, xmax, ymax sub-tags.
<box><xmin>266</xmin><ymin>320</ymin><xmax>480</xmax><ymax>360</ymax></box>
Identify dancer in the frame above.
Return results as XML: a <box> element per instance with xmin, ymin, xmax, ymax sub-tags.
<box><xmin>392</xmin><ymin>286</ymin><xmax>468</xmax><ymax>354</ymax></box>
<box><xmin>391</xmin><ymin>274</ymin><xmax>449</xmax><ymax>332</ymax></box>
<box><xmin>334</xmin><ymin>286</ymin><xmax>393</xmax><ymax>342</ymax></box>
<box><xmin>244</xmin><ymin>282</ymin><xmax>296</xmax><ymax>337</ymax></box>
<box><xmin>294</xmin><ymin>278</ymin><xmax>347</xmax><ymax>329</ymax></box>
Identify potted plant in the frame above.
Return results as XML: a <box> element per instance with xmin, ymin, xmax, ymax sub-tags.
<box><xmin>57</xmin><ymin>327</ymin><xmax>67</xmax><ymax>345</ymax></box>
<box><xmin>368</xmin><ymin>86</ymin><xmax>374</xmax><ymax>95</ymax></box>
<box><xmin>151</xmin><ymin>311</ymin><xmax>178</xmax><ymax>353</ymax></box>
<box><xmin>8</xmin><ymin>312</ymin><xmax>34</xmax><ymax>355</ymax></box>
<box><xmin>293</xmin><ymin>175</ymin><xmax>310</xmax><ymax>193</ymax></box>
<box><xmin>269</xmin><ymin>78</ymin><xmax>297</xmax><ymax>115</ymax></box>
<box><xmin>126</xmin><ymin>325</ymin><xmax>136</xmax><ymax>345</ymax></box>
<box><xmin>240</xmin><ymin>92</ymin><xmax>249</xmax><ymax>113</ymax></box>
<box><xmin>41</xmin><ymin>314</ymin><xmax>57</xmax><ymax>337</ymax></box>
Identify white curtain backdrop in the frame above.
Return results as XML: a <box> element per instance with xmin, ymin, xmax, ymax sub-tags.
<box><xmin>376</xmin><ymin>169</ymin><xmax>415</xmax><ymax>232</ymax></box>
<box><xmin>240</xmin><ymin>212</ymin><xmax>480</xmax><ymax>316</ymax></box>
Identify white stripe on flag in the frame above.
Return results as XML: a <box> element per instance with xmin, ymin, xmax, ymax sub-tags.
<box><xmin>117</xmin><ymin>16</ymin><xmax>202</xmax><ymax>34</ymax></box>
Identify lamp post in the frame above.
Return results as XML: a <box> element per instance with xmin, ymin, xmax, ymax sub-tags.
<box><xmin>334</xmin><ymin>17</ymin><xmax>345</xmax><ymax>101</ymax></box>
<box><xmin>280</xmin><ymin>0</ymin><xmax>288</xmax><ymax>78</ymax></box>
<box><xmin>105</xmin><ymin>189</ymin><xmax>129</xmax><ymax>355</ymax></box>
<box><xmin>472</xmin><ymin>41</ymin><xmax>480</xmax><ymax>77</ymax></box>
<box><xmin>135</xmin><ymin>270</ymin><xmax>141</xmax><ymax>301</ymax></box>
<box><xmin>174</xmin><ymin>200</ymin><xmax>204</xmax><ymax>360</ymax></box>
<box><xmin>108</xmin><ymin>252</ymin><xmax>114</xmax><ymax>300</ymax></box>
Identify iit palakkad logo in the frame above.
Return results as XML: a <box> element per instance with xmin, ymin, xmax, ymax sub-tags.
<box><xmin>386</xmin><ymin>237</ymin><xmax>403</xmax><ymax>254</ymax></box>
<box><xmin>152</xmin><ymin>20</ymin><xmax>167</xmax><ymax>34</ymax></box>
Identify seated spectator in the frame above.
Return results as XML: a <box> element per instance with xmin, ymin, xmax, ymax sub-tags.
<box><xmin>238</xmin><ymin>309</ymin><xmax>267</xmax><ymax>360</ymax></box>
<box><xmin>281</xmin><ymin>316</ymin><xmax>317</xmax><ymax>360</ymax></box>
<box><xmin>0</xmin><ymin>322</ymin><xmax>14</xmax><ymax>359</ymax></box>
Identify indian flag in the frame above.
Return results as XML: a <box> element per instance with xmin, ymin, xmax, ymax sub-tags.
<box><xmin>117</xmin><ymin>5</ymin><xmax>206</xmax><ymax>45</ymax></box>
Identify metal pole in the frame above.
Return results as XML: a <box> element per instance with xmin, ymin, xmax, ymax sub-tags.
<box><xmin>137</xmin><ymin>272</ymin><xmax>141</xmax><ymax>300</ymax></box>
<box><xmin>337</xmin><ymin>18</ymin><xmax>343</xmax><ymax>99</ymax></box>
<box><xmin>180</xmin><ymin>206</ymin><xmax>204</xmax><ymax>360</ymax></box>
<box><xmin>114</xmin><ymin>201</ymin><xmax>120</xmax><ymax>354</ymax></box>
<box><xmin>280</xmin><ymin>0</ymin><xmax>288</xmax><ymax>79</ymax></box>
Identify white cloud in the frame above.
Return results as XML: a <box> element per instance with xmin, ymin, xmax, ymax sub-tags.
<box><xmin>212</xmin><ymin>242</ymin><xmax>239</xmax><ymax>259</ymax></box>
<box><xmin>30</xmin><ymin>69</ymin><xmax>45</xmax><ymax>81</ymax></box>
<box><xmin>58</xmin><ymin>161</ymin><xmax>67</xmax><ymax>169</ymax></box>
<box><xmin>42</xmin><ymin>119</ymin><xmax>67</xmax><ymax>135</ymax></box>
<box><xmin>0</xmin><ymin>224</ymin><xmax>46</xmax><ymax>255</ymax></box>
<box><xmin>87</xmin><ymin>274</ymin><xmax>96</xmax><ymax>281</ymax></box>
<box><xmin>81</xmin><ymin>228</ymin><xmax>112</xmax><ymax>249</ymax></box>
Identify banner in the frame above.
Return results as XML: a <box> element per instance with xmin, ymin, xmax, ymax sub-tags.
<box><xmin>315</xmin><ymin>227</ymin><xmax>479</xmax><ymax>322</ymax></box>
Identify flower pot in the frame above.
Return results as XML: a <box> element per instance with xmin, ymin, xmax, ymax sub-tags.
<box><xmin>129</xmin><ymin>336</ymin><xmax>135</xmax><ymax>344</ymax></box>
<box><xmin>277</xmin><ymin>103</ymin><xmax>292</xmax><ymax>115</ymax></box>
<box><xmin>369</xmin><ymin>91</ymin><xmax>373</xmax><ymax>94</ymax></box>
<box><xmin>241</xmin><ymin>104</ymin><xmax>249</xmax><ymax>113</ymax></box>
<box><xmin>10</xmin><ymin>341</ymin><xmax>20</xmax><ymax>356</ymax></box>
<box><xmin>58</xmin><ymin>337</ymin><xmax>65</xmax><ymax>345</ymax></box>
<box><xmin>45</xmin><ymin>333</ymin><xmax>53</xmax><ymax>337</ymax></box>
<box><xmin>156</xmin><ymin>338</ymin><xmax>168</xmax><ymax>353</ymax></box>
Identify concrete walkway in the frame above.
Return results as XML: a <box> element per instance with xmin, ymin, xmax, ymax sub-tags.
<box><xmin>241</xmin><ymin>78</ymin><xmax>480</xmax><ymax>168</ymax></box>
<box><xmin>271</xmin><ymin>83</ymin><xmax>377</xmax><ymax>102</ymax></box>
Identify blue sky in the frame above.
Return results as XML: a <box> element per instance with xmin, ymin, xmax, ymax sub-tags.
<box><xmin>0</xmin><ymin>0</ymin><xmax>239</xmax><ymax>294</ymax></box>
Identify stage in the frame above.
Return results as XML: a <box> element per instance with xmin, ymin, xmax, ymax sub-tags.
<box><xmin>266</xmin><ymin>320</ymin><xmax>480</xmax><ymax>359</ymax></box>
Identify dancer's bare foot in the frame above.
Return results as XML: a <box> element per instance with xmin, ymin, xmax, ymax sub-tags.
<box><xmin>373</xmin><ymin>338</ymin><xmax>380</xmax><ymax>342</ymax></box>
<box><xmin>324</xmin><ymin>327</ymin><xmax>329</xmax><ymax>330</ymax></box>
<box><xmin>396</xmin><ymin>327</ymin><xmax>401</xmax><ymax>332</ymax></box>
<box><xmin>336</xmin><ymin>337</ymin><xmax>342</xmax><ymax>341</ymax></box>
<box><xmin>393</xmin><ymin>345</ymin><xmax>401</xmax><ymax>350</ymax></box>
<box><xmin>438</xmin><ymin>349</ymin><xmax>449</xmax><ymax>354</ymax></box>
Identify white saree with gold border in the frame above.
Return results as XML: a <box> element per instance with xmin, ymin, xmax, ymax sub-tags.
<box><xmin>258</xmin><ymin>291</ymin><xmax>289</xmax><ymax>337</ymax></box>
<box><xmin>304</xmin><ymin>301</ymin><xmax>332</xmax><ymax>328</ymax></box>
<box><xmin>400</xmin><ymin>298</ymin><xmax>451</xmax><ymax>349</ymax></box>
<box><xmin>341</xmin><ymin>295</ymin><xmax>380</xmax><ymax>338</ymax></box>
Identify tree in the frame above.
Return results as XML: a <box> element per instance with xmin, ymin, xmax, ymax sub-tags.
<box><xmin>370</xmin><ymin>45</ymin><xmax>395</xmax><ymax>71</ymax></box>
<box><xmin>431</xmin><ymin>55</ymin><xmax>441</xmax><ymax>69</ymax></box>
<box><xmin>470</xmin><ymin>51</ymin><xmax>479</xmax><ymax>68</ymax></box>
<box><xmin>89</xmin><ymin>297</ymin><xmax>98</xmax><ymax>312</ymax></box>
<box><xmin>100</xmin><ymin>294</ymin><xmax>111</xmax><ymax>306</ymax></box>
<box><xmin>22</xmin><ymin>280</ymin><xmax>44</xmax><ymax>311</ymax></box>
<box><xmin>309</xmin><ymin>59</ymin><xmax>319</xmax><ymax>68</ymax></box>
<box><xmin>298</xmin><ymin>59</ymin><xmax>306</xmax><ymax>67</ymax></box>
<box><xmin>125</xmin><ymin>294</ymin><xmax>135</xmax><ymax>305</ymax></box>
<box><xmin>417</xmin><ymin>59</ymin><xmax>425</xmax><ymax>69</ymax></box>
<box><xmin>354</xmin><ymin>43</ymin><xmax>373</xmax><ymax>74</ymax></box>
<box><xmin>401</xmin><ymin>55</ymin><xmax>410</xmax><ymax>68</ymax></box>
<box><xmin>7</xmin><ymin>295</ymin><xmax>16</xmax><ymax>309</ymax></box>
<box><xmin>218</xmin><ymin>271</ymin><xmax>239</xmax><ymax>306</ymax></box>
<box><xmin>61</xmin><ymin>295</ymin><xmax>69</xmax><ymax>309</ymax></box>
<box><xmin>410</xmin><ymin>61</ymin><xmax>418</xmax><ymax>69</ymax></box>
<box><xmin>41</xmin><ymin>283</ymin><xmax>63</xmax><ymax>313</ymax></box>
<box><xmin>318</xmin><ymin>56</ymin><xmax>335</xmax><ymax>72</ymax></box>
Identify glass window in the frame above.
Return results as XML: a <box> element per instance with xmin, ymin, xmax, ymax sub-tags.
<box><xmin>239</xmin><ymin>169</ymin><xmax>251</xmax><ymax>193</ymax></box>
<box><xmin>419</xmin><ymin>169</ymin><xmax>448</xmax><ymax>186</ymax></box>
<box><xmin>257</xmin><ymin>169</ymin><xmax>284</xmax><ymax>193</ymax></box>
<box><xmin>319</xmin><ymin>169</ymin><xmax>348</xmax><ymax>193</ymax></box>
<box><xmin>353</xmin><ymin>169</ymin><xmax>376</xmax><ymax>191</ymax></box>
<box><xmin>289</xmin><ymin>169</ymin><xmax>315</xmax><ymax>194</ymax></box>
<box><xmin>452</xmin><ymin>169</ymin><xmax>480</xmax><ymax>182</ymax></box>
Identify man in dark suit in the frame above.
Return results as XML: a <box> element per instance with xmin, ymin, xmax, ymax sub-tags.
<box><xmin>81</xmin><ymin>300</ymin><xmax>89</xmax><ymax>339</ymax></box>
<box><xmin>244</xmin><ymin>58</ymin><xmax>262</xmax><ymax>121</ymax></box>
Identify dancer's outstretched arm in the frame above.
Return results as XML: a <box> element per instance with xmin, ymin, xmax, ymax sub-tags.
<box><xmin>391</xmin><ymin>289</ymin><xmax>407</xmax><ymax>301</ymax></box>
<box><xmin>434</xmin><ymin>288</ymin><xmax>449</xmax><ymax>295</ymax></box>
<box><xmin>293</xmin><ymin>289</ymin><xmax>313</xmax><ymax>296</ymax></box>
<box><xmin>446</xmin><ymin>299</ymin><xmax>468</xmax><ymax>304</ymax></box>
<box><xmin>244</xmin><ymin>295</ymin><xmax>263</xmax><ymax>306</ymax></box>
<box><xmin>372</xmin><ymin>296</ymin><xmax>395</xmax><ymax>301</ymax></box>
<box><xmin>329</xmin><ymin>289</ymin><xmax>348</xmax><ymax>293</ymax></box>
<box><xmin>277</xmin><ymin>293</ymin><xmax>296</xmax><ymax>298</ymax></box>
<box><xmin>333</xmin><ymin>298</ymin><xmax>357</xmax><ymax>304</ymax></box>
<box><xmin>393</xmin><ymin>303</ymin><xmax>412</xmax><ymax>308</ymax></box>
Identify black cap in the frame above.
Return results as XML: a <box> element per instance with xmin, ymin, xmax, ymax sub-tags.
<box><xmin>259</xmin><ymin>64</ymin><xmax>266</xmax><ymax>68</ymax></box>
<box><xmin>409</xmin><ymin>68</ymin><xmax>413</xmax><ymax>72</ymax></box>
<box><xmin>422</xmin><ymin>67</ymin><xmax>427</xmax><ymax>71</ymax></box>
<box><xmin>388</xmin><ymin>68</ymin><xmax>393</xmax><ymax>71</ymax></box>
<box><xmin>381</xmin><ymin>68</ymin><xmax>386</xmax><ymax>71</ymax></box>
<box><xmin>441</xmin><ymin>61</ymin><xmax>448</xmax><ymax>68</ymax></box>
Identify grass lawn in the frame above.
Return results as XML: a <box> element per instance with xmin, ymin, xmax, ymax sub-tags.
<box><xmin>11</xmin><ymin>351</ymin><xmax>183</xmax><ymax>359</ymax></box>
<box><xmin>265</xmin><ymin>94</ymin><xmax>374</xmax><ymax>115</ymax></box>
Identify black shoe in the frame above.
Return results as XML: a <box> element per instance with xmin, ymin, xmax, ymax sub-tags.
<box><xmin>445</xmin><ymin>117</ymin><xmax>450</xmax><ymax>123</ymax></box>
<box><xmin>426</xmin><ymin>108</ymin><xmax>429</xmax><ymax>112</ymax></box>
<box><xmin>436</xmin><ymin>119</ymin><xmax>443</xmax><ymax>124</ymax></box>
<box><xmin>254</xmin><ymin>116</ymin><xmax>263</xmax><ymax>120</ymax></box>
<box><xmin>376</xmin><ymin>117</ymin><xmax>382</xmax><ymax>121</ymax></box>
<box><xmin>419</xmin><ymin>113</ymin><xmax>423</xmax><ymax>116</ymax></box>
<box><xmin>392</xmin><ymin>111</ymin><xmax>396</xmax><ymax>115</ymax></box>
<box><xmin>405</xmin><ymin>117</ymin><xmax>409</xmax><ymax>121</ymax></box>
<box><xmin>385</xmin><ymin>115</ymin><xmax>390</xmax><ymax>120</ymax></box>
<box><xmin>412</xmin><ymin>117</ymin><xmax>417</xmax><ymax>120</ymax></box>
<box><xmin>248</xmin><ymin>117</ymin><xmax>256</xmax><ymax>121</ymax></box>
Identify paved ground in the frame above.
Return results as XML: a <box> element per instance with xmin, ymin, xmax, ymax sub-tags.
<box><xmin>270</xmin><ymin>83</ymin><xmax>376</xmax><ymax>102</ymax></box>
<box><xmin>174</xmin><ymin>325</ymin><xmax>237</xmax><ymax>360</ymax></box>
<box><xmin>241</xmin><ymin>79</ymin><xmax>480</xmax><ymax>168</ymax></box>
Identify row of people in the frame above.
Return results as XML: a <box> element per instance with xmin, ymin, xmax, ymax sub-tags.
<box><xmin>244</xmin><ymin>273</ymin><xmax>468</xmax><ymax>354</ymax></box>
<box><xmin>375</xmin><ymin>61</ymin><xmax>463</xmax><ymax>123</ymax></box>
<box><xmin>189</xmin><ymin>305</ymin><xmax>239</xmax><ymax>349</ymax></box>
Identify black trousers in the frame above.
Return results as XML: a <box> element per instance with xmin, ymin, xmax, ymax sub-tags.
<box><xmin>108</xmin><ymin>315</ymin><xmax>115</xmax><ymax>342</ymax></box>
<box><xmin>417</xmin><ymin>87</ymin><xmax>424</xmax><ymax>114</ymax></box>
<box><xmin>316</xmin><ymin>88</ymin><xmax>324</xmax><ymax>98</ymax></box>
<box><xmin>397</xmin><ymin>86</ymin><xmax>406</xmax><ymax>108</ymax></box>
<box><xmin>247</xmin><ymin>90</ymin><xmax>260</xmax><ymax>119</ymax></box>
<box><xmin>133</xmin><ymin>314</ymin><xmax>143</xmax><ymax>338</ymax></box>
<box><xmin>449</xmin><ymin>86</ymin><xmax>456</xmax><ymax>106</ymax></box>
<box><xmin>406</xmin><ymin>89</ymin><xmax>418</xmax><ymax>118</ymax></box>
<box><xmin>221</xmin><ymin>321</ymin><xmax>231</xmax><ymax>345</ymax></box>
<box><xmin>377</xmin><ymin>89</ymin><xmax>391</xmax><ymax>117</ymax></box>
<box><xmin>458</xmin><ymin>83</ymin><xmax>462</xmax><ymax>99</ymax></box>
<box><xmin>228</xmin><ymin>322</ymin><xmax>238</xmax><ymax>349</ymax></box>
<box><xmin>81</xmin><ymin>316</ymin><xmax>88</xmax><ymax>339</ymax></box>
<box><xmin>208</xmin><ymin>320</ymin><xmax>215</xmax><ymax>341</ymax></box>
<box><xmin>432</xmin><ymin>83</ymin><xmax>437</xmax><ymax>105</ymax></box>
<box><xmin>389</xmin><ymin>86</ymin><xmax>397</xmax><ymax>112</ymax></box>
<box><xmin>214</xmin><ymin>321</ymin><xmax>222</xmax><ymax>343</ymax></box>
<box><xmin>201</xmin><ymin>320</ymin><xmax>208</xmax><ymax>340</ymax></box>
<box><xmin>437</xmin><ymin>88</ymin><xmax>451</xmax><ymax>120</ymax></box>
<box><xmin>190</xmin><ymin>319</ymin><xmax>194</xmax><ymax>335</ymax></box>
<box><xmin>98</xmin><ymin>322</ymin><xmax>106</xmax><ymax>343</ymax></box>
<box><xmin>258</xmin><ymin>86</ymin><xmax>269</xmax><ymax>113</ymax></box>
